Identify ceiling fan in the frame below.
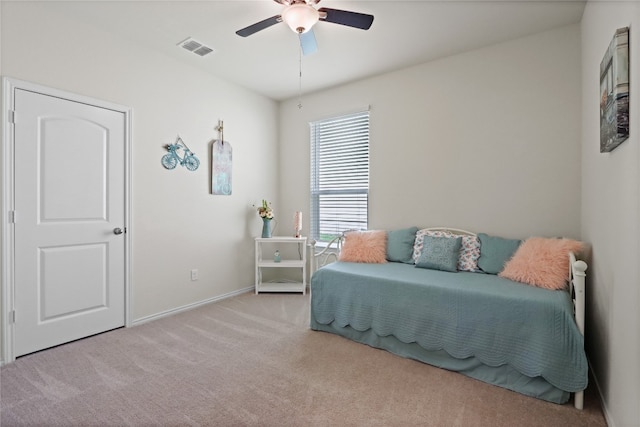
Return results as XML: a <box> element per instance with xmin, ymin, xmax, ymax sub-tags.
<box><xmin>236</xmin><ymin>0</ymin><xmax>374</xmax><ymax>55</ymax></box>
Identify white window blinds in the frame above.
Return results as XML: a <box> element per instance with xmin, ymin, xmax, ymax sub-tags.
<box><xmin>310</xmin><ymin>110</ymin><xmax>369</xmax><ymax>242</ymax></box>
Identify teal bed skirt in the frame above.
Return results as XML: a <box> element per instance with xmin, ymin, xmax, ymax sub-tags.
<box><xmin>310</xmin><ymin>318</ymin><xmax>569</xmax><ymax>403</ymax></box>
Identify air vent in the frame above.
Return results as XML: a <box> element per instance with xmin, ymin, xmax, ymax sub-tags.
<box><xmin>177</xmin><ymin>37</ymin><xmax>216</xmax><ymax>57</ymax></box>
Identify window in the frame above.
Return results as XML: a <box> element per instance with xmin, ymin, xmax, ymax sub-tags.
<box><xmin>310</xmin><ymin>110</ymin><xmax>369</xmax><ymax>243</ymax></box>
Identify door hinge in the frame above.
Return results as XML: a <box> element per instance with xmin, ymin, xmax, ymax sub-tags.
<box><xmin>10</xmin><ymin>310</ymin><xmax>15</xmax><ymax>324</ymax></box>
<box><xmin>8</xmin><ymin>210</ymin><xmax>16</xmax><ymax>224</ymax></box>
<box><xmin>7</xmin><ymin>110</ymin><xmax>15</xmax><ymax>124</ymax></box>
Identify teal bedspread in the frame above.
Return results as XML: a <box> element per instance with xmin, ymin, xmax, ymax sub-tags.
<box><xmin>310</xmin><ymin>262</ymin><xmax>588</xmax><ymax>397</ymax></box>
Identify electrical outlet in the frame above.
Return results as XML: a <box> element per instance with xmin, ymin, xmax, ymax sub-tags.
<box><xmin>190</xmin><ymin>269</ymin><xmax>199</xmax><ymax>281</ymax></box>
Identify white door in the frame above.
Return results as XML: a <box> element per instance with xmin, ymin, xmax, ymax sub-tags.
<box><xmin>13</xmin><ymin>88</ymin><xmax>126</xmax><ymax>357</ymax></box>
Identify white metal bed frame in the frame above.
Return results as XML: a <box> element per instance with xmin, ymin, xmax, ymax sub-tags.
<box><xmin>309</xmin><ymin>228</ymin><xmax>588</xmax><ymax>409</ymax></box>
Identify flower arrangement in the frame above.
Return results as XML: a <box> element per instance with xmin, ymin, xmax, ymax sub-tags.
<box><xmin>256</xmin><ymin>199</ymin><xmax>274</xmax><ymax>220</ymax></box>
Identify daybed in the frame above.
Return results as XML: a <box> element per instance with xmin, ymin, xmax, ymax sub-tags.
<box><xmin>309</xmin><ymin>228</ymin><xmax>588</xmax><ymax>409</ymax></box>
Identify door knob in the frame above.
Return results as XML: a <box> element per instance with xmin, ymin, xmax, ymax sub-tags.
<box><xmin>113</xmin><ymin>227</ymin><xmax>124</xmax><ymax>235</ymax></box>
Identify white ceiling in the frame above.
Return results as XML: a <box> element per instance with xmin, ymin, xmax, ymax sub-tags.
<box><xmin>37</xmin><ymin>0</ymin><xmax>586</xmax><ymax>101</ymax></box>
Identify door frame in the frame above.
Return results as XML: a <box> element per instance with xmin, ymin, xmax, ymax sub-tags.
<box><xmin>1</xmin><ymin>77</ymin><xmax>133</xmax><ymax>364</ymax></box>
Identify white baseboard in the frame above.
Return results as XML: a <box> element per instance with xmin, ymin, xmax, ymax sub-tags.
<box><xmin>131</xmin><ymin>286</ymin><xmax>254</xmax><ymax>326</ymax></box>
<box><xmin>588</xmin><ymin>360</ymin><xmax>615</xmax><ymax>427</ymax></box>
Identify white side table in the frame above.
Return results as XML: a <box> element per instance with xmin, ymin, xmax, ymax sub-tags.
<box><xmin>255</xmin><ymin>236</ymin><xmax>307</xmax><ymax>294</ymax></box>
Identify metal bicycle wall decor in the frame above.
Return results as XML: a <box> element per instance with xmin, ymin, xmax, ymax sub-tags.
<box><xmin>161</xmin><ymin>135</ymin><xmax>200</xmax><ymax>171</ymax></box>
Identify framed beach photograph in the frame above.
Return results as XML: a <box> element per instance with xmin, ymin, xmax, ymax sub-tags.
<box><xmin>600</xmin><ymin>27</ymin><xmax>630</xmax><ymax>153</ymax></box>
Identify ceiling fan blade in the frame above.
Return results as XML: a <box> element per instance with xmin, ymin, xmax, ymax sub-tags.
<box><xmin>299</xmin><ymin>29</ymin><xmax>318</xmax><ymax>56</ymax></box>
<box><xmin>236</xmin><ymin>15</ymin><xmax>282</xmax><ymax>37</ymax></box>
<box><xmin>318</xmin><ymin>8</ymin><xmax>374</xmax><ymax>30</ymax></box>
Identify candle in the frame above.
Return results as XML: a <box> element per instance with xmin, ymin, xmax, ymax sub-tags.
<box><xmin>294</xmin><ymin>211</ymin><xmax>302</xmax><ymax>237</ymax></box>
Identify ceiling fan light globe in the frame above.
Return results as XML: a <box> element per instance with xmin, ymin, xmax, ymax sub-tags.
<box><xmin>282</xmin><ymin>3</ymin><xmax>319</xmax><ymax>34</ymax></box>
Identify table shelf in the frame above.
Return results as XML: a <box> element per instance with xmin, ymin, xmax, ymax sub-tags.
<box><xmin>257</xmin><ymin>260</ymin><xmax>305</xmax><ymax>268</ymax></box>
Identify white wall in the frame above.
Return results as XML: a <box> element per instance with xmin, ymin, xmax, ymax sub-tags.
<box><xmin>0</xmin><ymin>0</ymin><xmax>279</xmax><ymax>352</ymax></box>
<box><xmin>580</xmin><ymin>2</ymin><xmax>640</xmax><ymax>426</ymax></box>
<box><xmin>280</xmin><ymin>24</ymin><xmax>582</xmax><ymax>241</ymax></box>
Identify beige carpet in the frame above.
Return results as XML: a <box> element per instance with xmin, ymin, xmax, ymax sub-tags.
<box><xmin>1</xmin><ymin>293</ymin><xmax>606</xmax><ymax>426</ymax></box>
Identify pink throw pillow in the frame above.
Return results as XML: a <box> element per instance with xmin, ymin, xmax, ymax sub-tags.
<box><xmin>499</xmin><ymin>237</ymin><xmax>583</xmax><ymax>290</ymax></box>
<box><xmin>339</xmin><ymin>230</ymin><xmax>388</xmax><ymax>264</ymax></box>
